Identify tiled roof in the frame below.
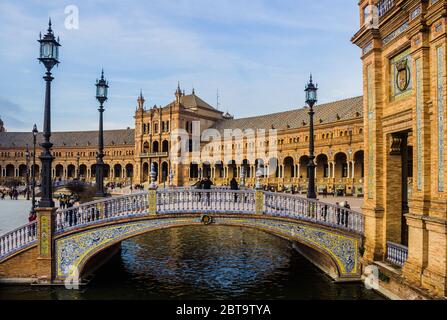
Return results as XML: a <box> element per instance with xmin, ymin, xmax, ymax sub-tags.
<box><xmin>212</xmin><ymin>96</ymin><xmax>363</xmax><ymax>131</ymax></box>
<box><xmin>164</xmin><ymin>93</ymin><xmax>221</xmax><ymax>112</ymax></box>
<box><xmin>0</xmin><ymin>129</ymin><xmax>135</xmax><ymax>149</ymax></box>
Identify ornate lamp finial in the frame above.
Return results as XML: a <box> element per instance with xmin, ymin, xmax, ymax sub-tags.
<box><xmin>48</xmin><ymin>17</ymin><xmax>53</xmax><ymax>33</ymax></box>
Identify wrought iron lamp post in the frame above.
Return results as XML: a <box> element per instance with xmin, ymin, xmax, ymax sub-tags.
<box><xmin>76</xmin><ymin>152</ymin><xmax>80</xmax><ymax>180</ymax></box>
<box><xmin>25</xmin><ymin>145</ymin><xmax>30</xmax><ymax>200</ymax></box>
<box><xmin>37</xmin><ymin>19</ymin><xmax>61</xmax><ymax>208</ymax></box>
<box><xmin>305</xmin><ymin>75</ymin><xmax>318</xmax><ymax>199</ymax></box>
<box><xmin>95</xmin><ymin>70</ymin><xmax>109</xmax><ymax>197</ymax></box>
<box><xmin>31</xmin><ymin>125</ymin><xmax>38</xmax><ymax>214</ymax></box>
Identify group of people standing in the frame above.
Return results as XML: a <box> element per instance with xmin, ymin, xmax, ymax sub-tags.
<box><xmin>0</xmin><ymin>188</ymin><xmax>19</xmax><ymax>200</ymax></box>
<box><xmin>58</xmin><ymin>193</ymin><xmax>78</xmax><ymax>209</ymax></box>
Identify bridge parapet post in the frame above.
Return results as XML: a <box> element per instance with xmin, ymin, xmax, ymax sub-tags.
<box><xmin>36</xmin><ymin>207</ymin><xmax>57</xmax><ymax>284</ymax></box>
<box><xmin>148</xmin><ymin>163</ymin><xmax>158</xmax><ymax>215</ymax></box>
<box><xmin>255</xmin><ymin>164</ymin><xmax>265</xmax><ymax>215</ymax></box>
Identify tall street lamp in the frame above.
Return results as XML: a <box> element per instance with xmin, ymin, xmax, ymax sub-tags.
<box><xmin>37</xmin><ymin>19</ymin><xmax>61</xmax><ymax>208</ymax></box>
<box><xmin>95</xmin><ymin>70</ymin><xmax>109</xmax><ymax>197</ymax></box>
<box><xmin>305</xmin><ymin>75</ymin><xmax>318</xmax><ymax>199</ymax></box>
<box><xmin>76</xmin><ymin>152</ymin><xmax>81</xmax><ymax>180</ymax></box>
<box><xmin>25</xmin><ymin>145</ymin><xmax>30</xmax><ymax>200</ymax></box>
<box><xmin>31</xmin><ymin>125</ymin><xmax>38</xmax><ymax>214</ymax></box>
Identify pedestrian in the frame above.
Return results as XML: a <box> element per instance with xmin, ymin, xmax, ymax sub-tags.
<box><xmin>202</xmin><ymin>176</ymin><xmax>213</xmax><ymax>206</ymax></box>
<box><xmin>230</xmin><ymin>177</ymin><xmax>239</xmax><ymax>202</ymax></box>
<box><xmin>323</xmin><ymin>187</ymin><xmax>328</xmax><ymax>198</ymax></box>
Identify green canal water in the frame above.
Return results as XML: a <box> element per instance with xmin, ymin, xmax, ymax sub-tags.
<box><xmin>0</xmin><ymin>226</ymin><xmax>384</xmax><ymax>300</ymax></box>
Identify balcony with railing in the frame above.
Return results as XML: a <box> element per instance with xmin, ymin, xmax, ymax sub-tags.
<box><xmin>140</xmin><ymin>152</ymin><xmax>168</xmax><ymax>158</ymax></box>
<box><xmin>386</xmin><ymin>241</ymin><xmax>408</xmax><ymax>267</ymax></box>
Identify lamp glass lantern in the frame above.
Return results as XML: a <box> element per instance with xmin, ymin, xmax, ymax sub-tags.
<box><xmin>305</xmin><ymin>78</ymin><xmax>318</xmax><ymax>106</ymax></box>
<box><xmin>38</xmin><ymin>23</ymin><xmax>60</xmax><ymax>70</ymax></box>
<box><xmin>96</xmin><ymin>71</ymin><xmax>109</xmax><ymax>102</ymax></box>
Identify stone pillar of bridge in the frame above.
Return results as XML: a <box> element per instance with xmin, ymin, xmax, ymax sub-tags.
<box><xmin>36</xmin><ymin>207</ymin><xmax>56</xmax><ymax>284</ymax></box>
<box><xmin>148</xmin><ymin>163</ymin><xmax>157</xmax><ymax>215</ymax></box>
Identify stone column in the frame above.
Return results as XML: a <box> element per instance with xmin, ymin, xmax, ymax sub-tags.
<box><xmin>420</xmin><ymin>220</ymin><xmax>447</xmax><ymax>296</ymax></box>
<box><xmin>403</xmin><ymin>215</ymin><xmax>427</xmax><ymax>287</ymax></box>
<box><xmin>36</xmin><ymin>207</ymin><xmax>56</xmax><ymax>283</ymax></box>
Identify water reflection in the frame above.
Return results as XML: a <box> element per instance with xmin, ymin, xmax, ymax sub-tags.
<box><xmin>0</xmin><ymin>226</ymin><xmax>383</xmax><ymax>300</ymax></box>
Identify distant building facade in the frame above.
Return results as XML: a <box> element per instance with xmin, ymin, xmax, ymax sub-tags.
<box><xmin>0</xmin><ymin>86</ymin><xmax>364</xmax><ymax>195</ymax></box>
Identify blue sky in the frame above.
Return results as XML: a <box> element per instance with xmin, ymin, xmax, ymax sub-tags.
<box><xmin>0</xmin><ymin>0</ymin><xmax>362</xmax><ymax>132</ymax></box>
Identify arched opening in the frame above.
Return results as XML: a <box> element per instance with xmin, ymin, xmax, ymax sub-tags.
<box><xmin>334</xmin><ymin>152</ymin><xmax>348</xmax><ymax>179</ymax></box>
<box><xmin>162</xmin><ymin>140</ymin><xmax>169</xmax><ymax>153</ymax></box>
<box><xmin>299</xmin><ymin>156</ymin><xmax>309</xmax><ymax>179</ymax></box>
<box><xmin>152</xmin><ymin>162</ymin><xmax>159</xmax><ymax>181</ymax></box>
<box><xmin>125</xmin><ymin>164</ymin><xmax>134</xmax><ymax>178</ymax></box>
<box><xmin>242</xmin><ymin>159</ymin><xmax>250</xmax><ymax>178</ymax></box>
<box><xmin>67</xmin><ymin>164</ymin><xmax>76</xmax><ymax>179</ymax></box>
<box><xmin>143</xmin><ymin>141</ymin><xmax>150</xmax><ymax>153</ymax></box>
<box><xmin>104</xmin><ymin>164</ymin><xmax>110</xmax><ymax>179</ymax></box>
<box><xmin>142</xmin><ymin>162</ymin><xmax>149</xmax><ymax>182</ymax></box>
<box><xmin>189</xmin><ymin>163</ymin><xmax>199</xmax><ymax>179</ymax></box>
<box><xmin>79</xmin><ymin>165</ymin><xmax>87</xmax><ymax>179</ymax></box>
<box><xmin>202</xmin><ymin>162</ymin><xmax>211</xmax><ymax>179</ymax></box>
<box><xmin>114</xmin><ymin>164</ymin><xmax>122</xmax><ymax>179</ymax></box>
<box><xmin>153</xmin><ymin>141</ymin><xmax>159</xmax><ymax>153</ymax></box>
<box><xmin>31</xmin><ymin>164</ymin><xmax>40</xmax><ymax>180</ymax></box>
<box><xmin>18</xmin><ymin>164</ymin><xmax>28</xmax><ymax>177</ymax></box>
<box><xmin>268</xmin><ymin>158</ymin><xmax>279</xmax><ymax>178</ymax></box>
<box><xmin>227</xmin><ymin>160</ymin><xmax>236</xmax><ymax>179</ymax></box>
<box><xmin>161</xmin><ymin>162</ymin><xmax>168</xmax><ymax>183</ymax></box>
<box><xmin>353</xmin><ymin>151</ymin><xmax>364</xmax><ymax>180</ymax></box>
<box><xmin>283</xmin><ymin>157</ymin><xmax>294</xmax><ymax>179</ymax></box>
<box><xmin>55</xmin><ymin>164</ymin><xmax>64</xmax><ymax>179</ymax></box>
<box><xmin>316</xmin><ymin>154</ymin><xmax>329</xmax><ymax>179</ymax></box>
<box><xmin>214</xmin><ymin>162</ymin><xmax>224</xmax><ymax>179</ymax></box>
<box><xmin>91</xmin><ymin>164</ymin><xmax>97</xmax><ymax>179</ymax></box>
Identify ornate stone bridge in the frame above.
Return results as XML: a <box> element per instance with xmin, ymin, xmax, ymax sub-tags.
<box><xmin>0</xmin><ymin>188</ymin><xmax>364</xmax><ymax>284</ymax></box>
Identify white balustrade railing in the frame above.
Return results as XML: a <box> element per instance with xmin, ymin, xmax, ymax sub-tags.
<box><xmin>55</xmin><ymin>192</ymin><xmax>149</xmax><ymax>233</ymax></box>
<box><xmin>157</xmin><ymin>189</ymin><xmax>256</xmax><ymax>215</ymax></box>
<box><xmin>263</xmin><ymin>192</ymin><xmax>364</xmax><ymax>234</ymax></box>
<box><xmin>386</xmin><ymin>241</ymin><xmax>408</xmax><ymax>267</ymax></box>
<box><xmin>0</xmin><ymin>222</ymin><xmax>37</xmax><ymax>259</ymax></box>
<box><xmin>0</xmin><ymin>188</ymin><xmax>365</xmax><ymax>260</ymax></box>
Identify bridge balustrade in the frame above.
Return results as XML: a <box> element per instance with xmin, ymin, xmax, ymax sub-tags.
<box><xmin>264</xmin><ymin>192</ymin><xmax>364</xmax><ymax>234</ymax></box>
<box><xmin>157</xmin><ymin>189</ymin><xmax>256</xmax><ymax>214</ymax></box>
<box><xmin>0</xmin><ymin>222</ymin><xmax>37</xmax><ymax>259</ymax></box>
<box><xmin>55</xmin><ymin>192</ymin><xmax>149</xmax><ymax>232</ymax></box>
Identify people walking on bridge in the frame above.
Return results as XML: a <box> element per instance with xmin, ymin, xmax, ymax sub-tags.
<box><xmin>230</xmin><ymin>177</ymin><xmax>239</xmax><ymax>202</ymax></box>
<box><xmin>201</xmin><ymin>176</ymin><xmax>213</xmax><ymax>206</ymax></box>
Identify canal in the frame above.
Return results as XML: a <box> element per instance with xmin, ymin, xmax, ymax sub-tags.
<box><xmin>0</xmin><ymin>226</ymin><xmax>384</xmax><ymax>300</ymax></box>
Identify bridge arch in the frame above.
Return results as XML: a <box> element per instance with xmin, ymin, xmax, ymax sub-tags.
<box><xmin>54</xmin><ymin>215</ymin><xmax>360</xmax><ymax>283</ymax></box>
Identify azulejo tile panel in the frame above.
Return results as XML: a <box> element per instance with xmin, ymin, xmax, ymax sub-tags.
<box><xmin>56</xmin><ymin>215</ymin><xmax>360</xmax><ymax>279</ymax></box>
<box><xmin>214</xmin><ymin>217</ymin><xmax>359</xmax><ymax>277</ymax></box>
<box><xmin>56</xmin><ymin>217</ymin><xmax>200</xmax><ymax>278</ymax></box>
